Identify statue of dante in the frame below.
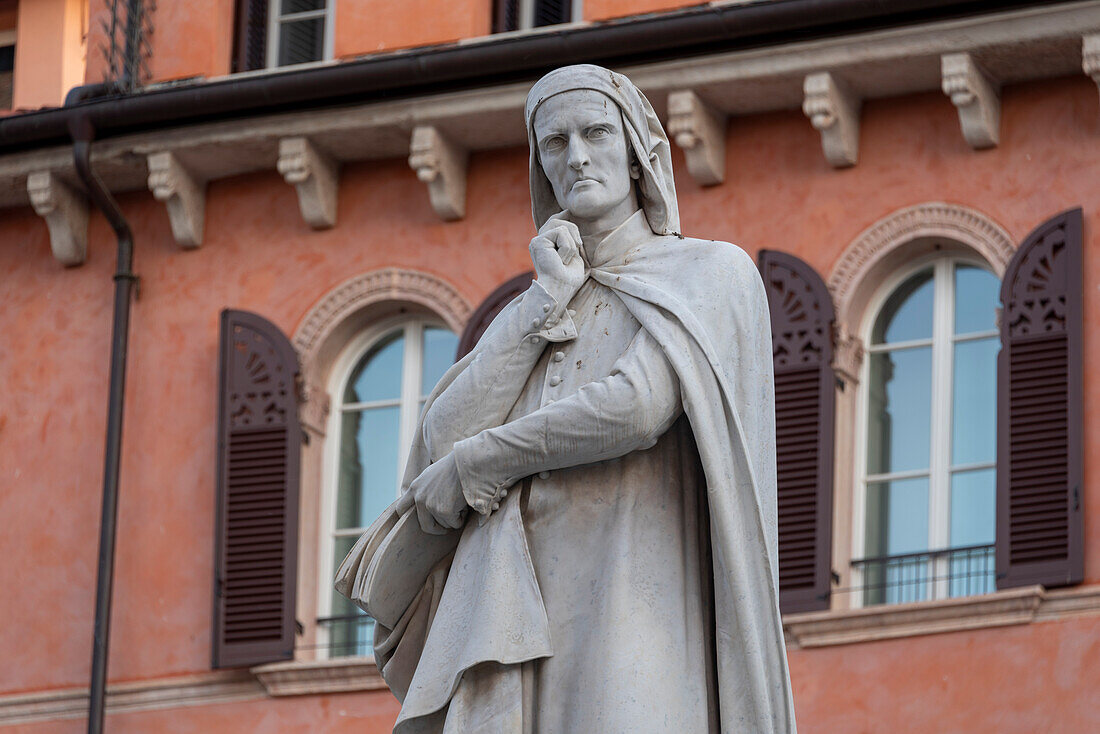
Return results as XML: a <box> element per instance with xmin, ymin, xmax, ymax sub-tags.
<box><xmin>336</xmin><ymin>64</ymin><xmax>796</xmax><ymax>734</ymax></box>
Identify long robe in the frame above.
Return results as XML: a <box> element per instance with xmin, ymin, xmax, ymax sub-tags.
<box><xmin>376</xmin><ymin>209</ymin><xmax>796</xmax><ymax>733</ymax></box>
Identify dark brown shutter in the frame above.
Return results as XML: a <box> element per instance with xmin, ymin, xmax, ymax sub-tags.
<box><xmin>996</xmin><ymin>208</ymin><xmax>1084</xmax><ymax>589</ymax></box>
<box><xmin>232</xmin><ymin>0</ymin><xmax>268</xmax><ymax>73</ymax></box>
<box><xmin>213</xmin><ymin>309</ymin><xmax>301</xmax><ymax>668</ymax></box>
<box><xmin>534</xmin><ymin>0</ymin><xmax>570</xmax><ymax>27</ymax></box>
<box><xmin>759</xmin><ymin>250</ymin><xmax>836</xmax><ymax>614</ymax></box>
<box><xmin>493</xmin><ymin>0</ymin><xmax>520</xmax><ymax>33</ymax></box>
<box><xmin>456</xmin><ymin>271</ymin><xmax>535</xmax><ymax>359</ymax></box>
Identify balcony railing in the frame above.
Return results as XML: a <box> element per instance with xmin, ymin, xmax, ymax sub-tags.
<box><xmin>314</xmin><ymin>613</ymin><xmax>375</xmax><ymax>658</ymax></box>
<box><xmin>846</xmin><ymin>544</ymin><xmax>996</xmax><ymax>607</ymax></box>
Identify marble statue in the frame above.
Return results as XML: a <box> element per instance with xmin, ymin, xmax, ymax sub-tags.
<box><xmin>335</xmin><ymin>64</ymin><xmax>796</xmax><ymax>734</ymax></box>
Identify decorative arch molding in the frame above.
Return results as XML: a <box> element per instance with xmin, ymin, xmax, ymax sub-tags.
<box><xmin>292</xmin><ymin>268</ymin><xmax>472</xmax><ymax>430</ymax></box>
<box><xmin>827</xmin><ymin>202</ymin><xmax>1014</xmax><ymax>381</ymax></box>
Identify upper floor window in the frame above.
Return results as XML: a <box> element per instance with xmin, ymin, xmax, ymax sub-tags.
<box><xmin>856</xmin><ymin>257</ymin><xmax>1000</xmax><ymax>606</ymax></box>
<box><xmin>318</xmin><ymin>317</ymin><xmax>457</xmax><ymax>658</ymax></box>
<box><xmin>268</xmin><ymin>0</ymin><xmax>333</xmax><ymax>67</ymax></box>
<box><xmin>233</xmin><ymin>0</ymin><xmax>332</xmax><ymax>73</ymax></box>
<box><xmin>494</xmin><ymin>0</ymin><xmax>580</xmax><ymax>33</ymax></box>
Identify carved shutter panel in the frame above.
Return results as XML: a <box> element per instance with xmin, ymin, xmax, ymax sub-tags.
<box><xmin>996</xmin><ymin>208</ymin><xmax>1084</xmax><ymax>589</ymax></box>
<box><xmin>759</xmin><ymin>250</ymin><xmax>836</xmax><ymax>614</ymax></box>
<box><xmin>213</xmin><ymin>309</ymin><xmax>301</xmax><ymax>668</ymax></box>
<box><xmin>456</xmin><ymin>271</ymin><xmax>535</xmax><ymax>359</ymax></box>
<box><xmin>233</xmin><ymin>0</ymin><xmax>268</xmax><ymax>73</ymax></box>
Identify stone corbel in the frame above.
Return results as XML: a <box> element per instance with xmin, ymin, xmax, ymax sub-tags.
<box><xmin>941</xmin><ymin>53</ymin><xmax>1000</xmax><ymax>149</ymax></box>
<box><xmin>277</xmin><ymin>137</ymin><xmax>339</xmax><ymax>230</ymax></box>
<box><xmin>147</xmin><ymin>151</ymin><xmax>206</xmax><ymax>248</ymax></box>
<box><xmin>667</xmin><ymin>90</ymin><xmax>727</xmax><ymax>186</ymax></box>
<box><xmin>27</xmin><ymin>171</ymin><xmax>88</xmax><ymax>267</ymax></box>
<box><xmin>802</xmin><ymin>72</ymin><xmax>861</xmax><ymax>168</ymax></box>
<box><xmin>408</xmin><ymin>125</ymin><xmax>468</xmax><ymax>222</ymax></box>
<box><xmin>833</xmin><ymin>329</ymin><xmax>865</xmax><ymax>386</ymax></box>
<box><xmin>1084</xmin><ymin>34</ymin><xmax>1100</xmax><ymax>104</ymax></box>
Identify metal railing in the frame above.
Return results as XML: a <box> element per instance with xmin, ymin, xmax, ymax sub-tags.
<box><xmin>845</xmin><ymin>544</ymin><xmax>996</xmax><ymax>607</ymax></box>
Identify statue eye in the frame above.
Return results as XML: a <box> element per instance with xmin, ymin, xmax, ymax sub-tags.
<box><xmin>542</xmin><ymin>136</ymin><xmax>566</xmax><ymax>152</ymax></box>
<box><xmin>588</xmin><ymin>127</ymin><xmax>610</xmax><ymax>140</ymax></box>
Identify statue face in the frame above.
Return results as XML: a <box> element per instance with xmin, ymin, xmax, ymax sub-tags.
<box><xmin>533</xmin><ymin>89</ymin><xmax>635</xmax><ymax>224</ymax></box>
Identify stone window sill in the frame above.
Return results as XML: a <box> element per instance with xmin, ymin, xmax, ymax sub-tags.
<box><xmin>251</xmin><ymin>657</ymin><xmax>388</xmax><ymax>697</ymax></box>
<box><xmin>782</xmin><ymin>583</ymin><xmax>1100</xmax><ymax>649</ymax></box>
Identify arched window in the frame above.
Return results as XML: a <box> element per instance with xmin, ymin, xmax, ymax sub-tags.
<box><xmin>318</xmin><ymin>317</ymin><xmax>458</xmax><ymax>657</ymax></box>
<box><xmin>855</xmin><ymin>256</ymin><xmax>1000</xmax><ymax>606</ymax></box>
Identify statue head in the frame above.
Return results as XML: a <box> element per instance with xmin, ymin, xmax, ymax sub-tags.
<box><xmin>525</xmin><ymin>64</ymin><xmax>680</xmax><ymax>237</ymax></box>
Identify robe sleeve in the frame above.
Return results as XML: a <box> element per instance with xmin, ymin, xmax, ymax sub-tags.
<box><xmin>451</xmin><ymin>326</ymin><xmax>682</xmax><ymax>514</ymax></box>
<box><xmin>422</xmin><ymin>280</ymin><xmax>577</xmax><ymax>462</ymax></box>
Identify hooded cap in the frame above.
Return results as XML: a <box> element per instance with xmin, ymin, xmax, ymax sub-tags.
<box><xmin>525</xmin><ymin>64</ymin><xmax>680</xmax><ymax>236</ymax></box>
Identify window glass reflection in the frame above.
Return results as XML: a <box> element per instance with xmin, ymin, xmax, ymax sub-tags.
<box><xmin>344</xmin><ymin>330</ymin><xmax>403</xmax><ymax>404</ymax></box>
<box><xmin>421</xmin><ymin>327</ymin><xmax>459</xmax><ymax>396</ymax></box>
<box><xmin>866</xmin><ymin>347</ymin><xmax>932</xmax><ymax>475</ymax></box>
<box><xmin>871</xmin><ymin>268</ymin><xmax>934</xmax><ymax>344</ymax></box>
<box><xmin>335</xmin><ymin>407</ymin><xmax>399</xmax><ymax>529</ymax></box>
<box><xmin>952</xmin><ymin>337</ymin><xmax>998</xmax><ymax>466</ymax></box>
<box><xmin>954</xmin><ymin>264</ymin><xmax>1000</xmax><ymax>336</ymax></box>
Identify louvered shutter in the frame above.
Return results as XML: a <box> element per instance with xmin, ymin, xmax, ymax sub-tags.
<box><xmin>534</xmin><ymin>0</ymin><xmax>570</xmax><ymax>27</ymax></box>
<box><xmin>759</xmin><ymin>250</ymin><xmax>836</xmax><ymax>614</ymax></box>
<box><xmin>996</xmin><ymin>208</ymin><xmax>1084</xmax><ymax>589</ymax></box>
<box><xmin>232</xmin><ymin>0</ymin><xmax>268</xmax><ymax>73</ymax></box>
<box><xmin>494</xmin><ymin>0</ymin><xmax>520</xmax><ymax>33</ymax></box>
<box><xmin>213</xmin><ymin>309</ymin><xmax>301</xmax><ymax>668</ymax></box>
<box><xmin>456</xmin><ymin>271</ymin><xmax>535</xmax><ymax>359</ymax></box>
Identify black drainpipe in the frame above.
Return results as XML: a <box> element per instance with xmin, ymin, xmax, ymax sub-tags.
<box><xmin>67</xmin><ymin>101</ymin><xmax>139</xmax><ymax>734</ymax></box>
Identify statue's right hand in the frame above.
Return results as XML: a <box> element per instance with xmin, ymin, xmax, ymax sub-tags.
<box><xmin>530</xmin><ymin>215</ymin><xmax>585</xmax><ymax>306</ymax></box>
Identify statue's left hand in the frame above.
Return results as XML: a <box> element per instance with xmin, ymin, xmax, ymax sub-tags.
<box><xmin>410</xmin><ymin>453</ymin><xmax>468</xmax><ymax>535</ymax></box>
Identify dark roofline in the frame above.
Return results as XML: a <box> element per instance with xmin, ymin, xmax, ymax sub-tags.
<box><xmin>0</xmin><ymin>0</ymin><xmax>1060</xmax><ymax>153</ymax></box>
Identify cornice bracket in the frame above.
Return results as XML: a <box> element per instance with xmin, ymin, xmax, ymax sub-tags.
<box><xmin>408</xmin><ymin>125</ymin><xmax>468</xmax><ymax>222</ymax></box>
<box><xmin>803</xmin><ymin>72</ymin><xmax>861</xmax><ymax>168</ymax></box>
<box><xmin>942</xmin><ymin>53</ymin><xmax>1000</xmax><ymax>149</ymax></box>
<box><xmin>277</xmin><ymin>137</ymin><xmax>339</xmax><ymax>230</ymax></box>
<box><xmin>667</xmin><ymin>90</ymin><xmax>727</xmax><ymax>186</ymax></box>
<box><xmin>27</xmin><ymin>171</ymin><xmax>89</xmax><ymax>267</ymax></box>
<box><xmin>147</xmin><ymin>151</ymin><xmax>206</xmax><ymax>248</ymax></box>
<box><xmin>1084</xmin><ymin>34</ymin><xmax>1100</xmax><ymax>105</ymax></box>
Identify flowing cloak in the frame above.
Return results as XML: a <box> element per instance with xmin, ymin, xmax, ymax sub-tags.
<box><xmin>371</xmin><ymin>230</ymin><xmax>796</xmax><ymax>733</ymax></box>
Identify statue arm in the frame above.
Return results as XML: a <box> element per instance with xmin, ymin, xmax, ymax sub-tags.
<box><xmin>450</xmin><ymin>327</ymin><xmax>682</xmax><ymax>515</ymax></box>
<box><xmin>422</xmin><ymin>280</ymin><xmax>577</xmax><ymax>461</ymax></box>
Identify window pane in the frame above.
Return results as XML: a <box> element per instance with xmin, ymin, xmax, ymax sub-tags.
<box><xmin>954</xmin><ymin>264</ymin><xmax>1000</xmax><ymax>336</ymax></box>
<box><xmin>949</xmin><ymin>468</ymin><xmax>996</xmax><ymax>597</ymax></box>
<box><xmin>863</xmin><ymin>476</ymin><xmax>930</xmax><ymax>605</ymax></box>
<box><xmin>952</xmin><ymin>337</ymin><xmax>997</xmax><ymax>466</ymax></box>
<box><xmin>277</xmin><ymin>17</ymin><xmax>325</xmax><ymax>66</ymax></box>
<box><xmin>335</xmin><ymin>407</ymin><xmax>399</xmax><ymax>529</ymax></box>
<box><xmin>421</xmin><ymin>326</ymin><xmax>458</xmax><ymax>396</ymax></box>
<box><xmin>871</xmin><ymin>268</ymin><xmax>934</xmax><ymax>344</ymax></box>
<box><xmin>344</xmin><ymin>330</ymin><xmax>403</xmax><ymax>404</ymax></box>
<box><xmin>281</xmin><ymin>0</ymin><xmax>325</xmax><ymax>15</ymax></box>
<box><xmin>866</xmin><ymin>347</ymin><xmax>932</xmax><ymax>475</ymax></box>
<box><xmin>865</xmin><ymin>476</ymin><xmax>929</xmax><ymax>557</ymax></box>
<box><xmin>950</xmin><ymin>468</ymin><xmax>995</xmax><ymax>547</ymax></box>
<box><xmin>328</xmin><ymin>535</ymin><xmax>374</xmax><ymax>657</ymax></box>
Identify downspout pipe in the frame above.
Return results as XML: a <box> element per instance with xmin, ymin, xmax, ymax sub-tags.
<box><xmin>68</xmin><ymin>110</ymin><xmax>139</xmax><ymax>734</ymax></box>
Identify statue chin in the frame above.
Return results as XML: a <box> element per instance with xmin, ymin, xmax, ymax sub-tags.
<box><xmin>563</xmin><ymin>189</ymin><xmax>634</xmax><ymax>226</ymax></box>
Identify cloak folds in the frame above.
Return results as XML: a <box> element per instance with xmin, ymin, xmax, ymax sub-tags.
<box><xmin>360</xmin><ymin>235</ymin><xmax>795</xmax><ymax>734</ymax></box>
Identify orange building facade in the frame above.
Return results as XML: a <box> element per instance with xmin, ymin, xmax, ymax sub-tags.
<box><xmin>1</xmin><ymin>1</ymin><xmax>1099</xmax><ymax>732</ymax></box>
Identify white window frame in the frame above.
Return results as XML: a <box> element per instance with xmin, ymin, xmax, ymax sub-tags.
<box><xmin>850</xmin><ymin>253</ymin><xmax>998</xmax><ymax>608</ymax></box>
<box><xmin>266</xmin><ymin>0</ymin><xmax>335</xmax><ymax>69</ymax></box>
<box><xmin>315</xmin><ymin>316</ymin><xmax>451</xmax><ymax>658</ymax></box>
